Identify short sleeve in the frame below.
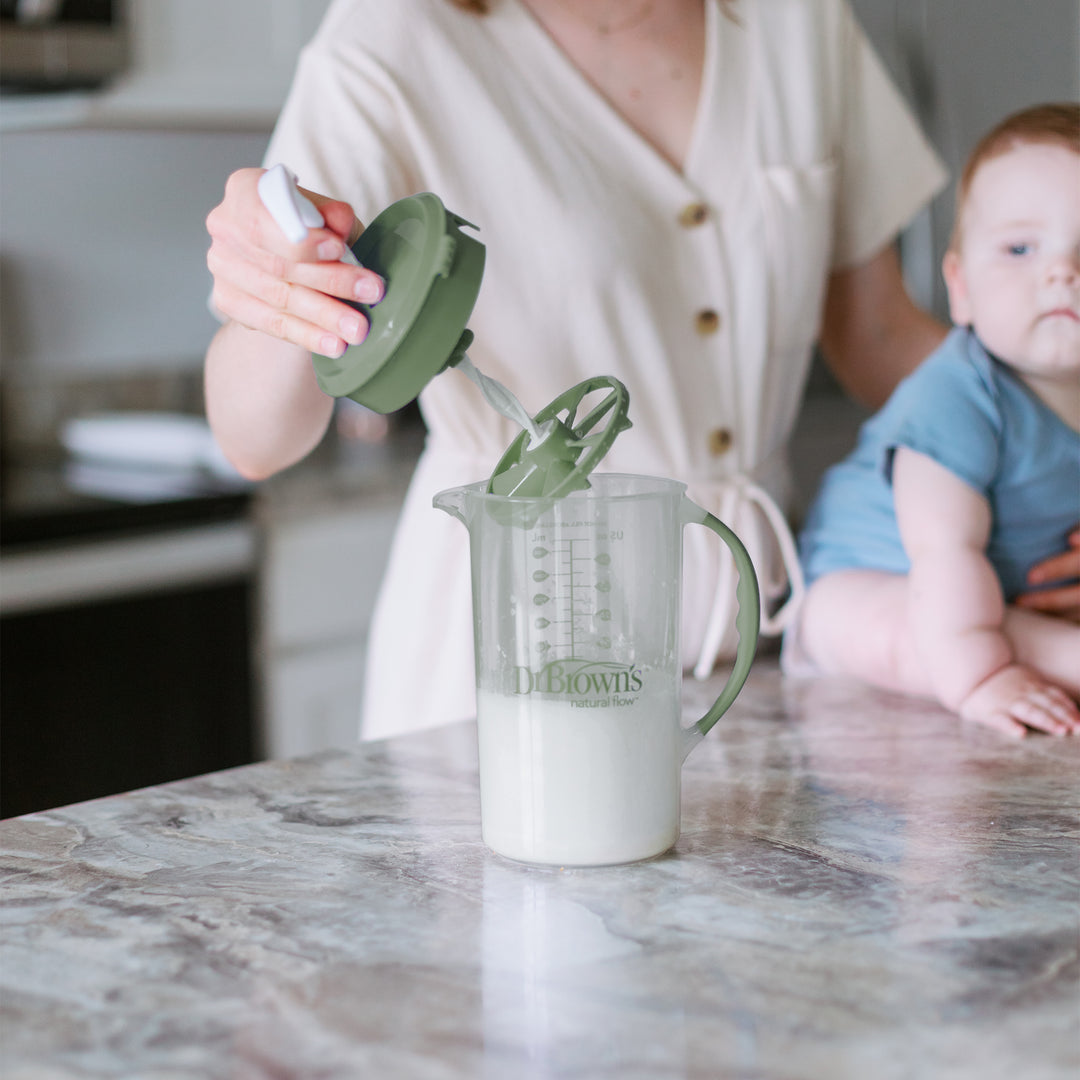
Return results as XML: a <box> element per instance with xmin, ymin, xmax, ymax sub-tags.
<box><xmin>261</xmin><ymin>0</ymin><xmax>415</xmax><ymax>223</ymax></box>
<box><xmin>831</xmin><ymin>2</ymin><xmax>948</xmax><ymax>268</ymax></box>
<box><xmin>880</xmin><ymin>341</ymin><xmax>1004</xmax><ymax>496</ymax></box>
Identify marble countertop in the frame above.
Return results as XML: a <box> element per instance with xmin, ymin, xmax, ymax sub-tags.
<box><xmin>2</xmin><ymin>661</ymin><xmax>1077</xmax><ymax>1080</ymax></box>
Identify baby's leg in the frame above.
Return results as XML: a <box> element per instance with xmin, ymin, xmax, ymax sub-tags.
<box><xmin>796</xmin><ymin>571</ymin><xmax>1080</xmax><ymax>705</ymax></box>
<box><xmin>1004</xmin><ymin>606</ymin><xmax>1080</xmax><ymax>699</ymax></box>
<box><xmin>795</xmin><ymin>570</ymin><xmax>934</xmax><ymax>697</ymax></box>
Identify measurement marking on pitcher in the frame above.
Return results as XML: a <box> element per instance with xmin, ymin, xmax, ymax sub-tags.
<box><xmin>530</xmin><ymin>536</ymin><xmax>614</xmax><ymax>658</ymax></box>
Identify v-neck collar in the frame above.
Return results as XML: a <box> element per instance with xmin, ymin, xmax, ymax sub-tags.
<box><xmin>498</xmin><ymin>0</ymin><xmax>724</xmax><ymax>190</ymax></box>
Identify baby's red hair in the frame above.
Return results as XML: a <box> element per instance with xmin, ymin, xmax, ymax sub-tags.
<box><xmin>950</xmin><ymin>103</ymin><xmax>1080</xmax><ymax>252</ymax></box>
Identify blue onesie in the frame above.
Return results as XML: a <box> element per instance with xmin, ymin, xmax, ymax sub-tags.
<box><xmin>798</xmin><ymin>327</ymin><xmax>1080</xmax><ymax>600</ymax></box>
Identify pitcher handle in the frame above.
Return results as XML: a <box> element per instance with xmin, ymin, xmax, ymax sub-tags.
<box><xmin>681</xmin><ymin>496</ymin><xmax>760</xmax><ymax>742</ymax></box>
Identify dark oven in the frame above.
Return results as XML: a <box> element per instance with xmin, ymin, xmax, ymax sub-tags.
<box><xmin>1</xmin><ymin>462</ymin><xmax>258</xmax><ymax>818</ymax></box>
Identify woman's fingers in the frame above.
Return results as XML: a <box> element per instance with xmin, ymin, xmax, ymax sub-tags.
<box><xmin>1014</xmin><ymin>583</ymin><xmax>1080</xmax><ymax>621</ymax></box>
<box><xmin>209</xmin><ymin>238</ymin><xmax>373</xmax><ymax>354</ymax></box>
<box><xmin>210</xmin><ymin>213</ymin><xmax>383</xmax><ymax>307</ymax></box>
<box><xmin>212</xmin><ymin>259</ymin><xmax>369</xmax><ymax>358</ymax></box>
<box><xmin>287</xmin><ymin>254</ymin><xmax>384</xmax><ymax>305</ymax></box>
<box><xmin>298</xmin><ymin>183</ymin><xmax>365</xmax><ymax>247</ymax></box>
<box><xmin>211</xmin><ymin>278</ymin><xmax>351</xmax><ymax>357</ymax></box>
<box><xmin>206</xmin><ymin>167</ymin><xmax>383</xmax><ymax>353</ymax></box>
<box><xmin>1017</xmin><ymin>529</ymin><xmax>1080</xmax><ymax>619</ymax></box>
<box><xmin>1029</xmin><ymin>529</ymin><xmax>1080</xmax><ymax>582</ymax></box>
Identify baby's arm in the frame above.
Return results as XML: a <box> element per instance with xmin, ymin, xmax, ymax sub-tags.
<box><xmin>892</xmin><ymin>447</ymin><xmax>1079</xmax><ymax>736</ymax></box>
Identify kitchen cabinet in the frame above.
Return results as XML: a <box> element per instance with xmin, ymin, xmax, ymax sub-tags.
<box><xmin>259</xmin><ymin>493</ymin><xmax>403</xmax><ymax>758</ymax></box>
<box><xmin>1</xmin><ymin>573</ymin><xmax>255</xmax><ymax>818</ymax></box>
<box><xmin>0</xmin><ymin>472</ymin><xmax>258</xmax><ymax>819</ymax></box>
<box><xmin>264</xmin><ymin>643</ymin><xmax>370</xmax><ymax>760</ymax></box>
<box><xmin>0</xmin><ymin>0</ymin><xmax>332</xmax><ymax>131</ymax></box>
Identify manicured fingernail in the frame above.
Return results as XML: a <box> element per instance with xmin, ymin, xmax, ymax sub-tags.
<box><xmin>317</xmin><ymin>239</ymin><xmax>344</xmax><ymax>261</ymax></box>
<box><xmin>320</xmin><ymin>334</ymin><xmax>345</xmax><ymax>358</ymax></box>
<box><xmin>354</xmin><ymin>275</ymin><xmax>384</xmax><ymax>303</ymax></box>
<box><xmin>339</xmin><ymin>313</ymin><xmax>363</xmax><ymax>342</ymax></box>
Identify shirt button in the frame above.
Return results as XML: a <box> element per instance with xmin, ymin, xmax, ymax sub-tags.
<box><xmin>708</xmin><ymin>428</ymin><xmax>734</xmax><ymax>456</ymax></box>
<box><xmin>678</xmin><ymin>202</ymin><xmax>710</xmax><ymax>227</ymax></box>
<box><xmin>696</xmin><ymin>309</ymin><xmax>721</xmax><ymax>334</ymax></box>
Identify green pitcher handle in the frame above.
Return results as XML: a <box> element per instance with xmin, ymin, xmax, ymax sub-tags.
<box><xmin>681</xmin><ymin>497</ymin><xmax>761</xmax><ymax>739</ymax></box>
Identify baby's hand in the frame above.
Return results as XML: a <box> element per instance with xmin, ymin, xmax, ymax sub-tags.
<box><xmin>958</xmin><ymin>664</ymin><xmax>1080</xmax><ymax>738</ymax></box>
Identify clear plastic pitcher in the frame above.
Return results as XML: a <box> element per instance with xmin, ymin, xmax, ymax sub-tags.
<box><xmin>434</xmin><ymin>473</ymin><xmax>759</xmax><ymax>866</ymax></box>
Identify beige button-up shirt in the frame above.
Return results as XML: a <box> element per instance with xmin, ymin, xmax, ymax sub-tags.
<box><xmin>266</xmin><ymin>0</ymin><xmax>947</xmax><ymax>737</ymax></box>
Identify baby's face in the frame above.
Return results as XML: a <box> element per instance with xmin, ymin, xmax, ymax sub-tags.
<box><xmin>944</xmin><ymin>142</ymin><xmax>1080</xmax><ymax>382</ymax></box>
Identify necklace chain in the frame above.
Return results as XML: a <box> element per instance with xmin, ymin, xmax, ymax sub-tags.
<box><xmin>551</xmin><ymin>0</ymin><xmax>656</xmax><ymax>36</ymax></box>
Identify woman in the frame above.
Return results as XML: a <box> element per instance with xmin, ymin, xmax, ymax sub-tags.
<box><xmin>206</xmin><ymin>0</ymin><xmax>955</xmax><ymax>738</ymax></box>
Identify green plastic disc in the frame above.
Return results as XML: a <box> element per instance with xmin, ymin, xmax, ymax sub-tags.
<box><xmin>486</xmin><ymin>376</ymin><xmax>632</xmax><ymax>497</ymax></box>
<box><xmin>311</xmin><ymin>193</ymin><xmax>485</xmax><ymax>414</ymax></box>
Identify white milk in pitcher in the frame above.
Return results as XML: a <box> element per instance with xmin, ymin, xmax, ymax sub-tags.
<box><xmin>476</xmin><ymin>683</ymin><xmax>683</xmax><ymax>865</ymax></box>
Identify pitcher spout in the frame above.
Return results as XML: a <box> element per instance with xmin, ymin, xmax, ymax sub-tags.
<box><xmin>433</xmin><ymin>485</ymin><xmax>470</xmax><ymax>526</ymax></box>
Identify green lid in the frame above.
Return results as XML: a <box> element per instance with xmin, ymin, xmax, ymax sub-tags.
<box><xmin>312</xmin><ymin>193</ymin><xmax>485</xmax><ymax>413</ymax></box>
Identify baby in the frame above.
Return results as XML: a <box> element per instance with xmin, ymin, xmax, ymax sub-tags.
<box><xmin>790</xmin><ymin>103</ymin><xmax>1080</xmax><ymax>738</ymax></box>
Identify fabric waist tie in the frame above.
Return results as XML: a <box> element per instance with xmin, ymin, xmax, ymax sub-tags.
<box><xmin>691</xmin><ymin>475</ymin><xmax>805</xmax><ymax>680</ymax></box>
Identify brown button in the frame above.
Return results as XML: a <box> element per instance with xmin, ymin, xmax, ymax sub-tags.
<box><xmin>696</xmin><ymin>309</ymin><xmax>721</xmax><ymax>334</ymax></box>
<box><xmin>678</xmin><ymin>202</ymin><xmax>710</xmax><ymax>227</ymax></box>
<box><xmin>708</xmin><ymin>428</ymin><xmax>734</xmax><ymax>456</ymax></box>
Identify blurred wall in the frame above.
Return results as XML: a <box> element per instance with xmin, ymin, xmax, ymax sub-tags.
<box><xmin>1</xmin><ymin>0</ymin><xmax>1077</xmax><ymax>385</ymax></box>
<box><xmin>0</xmin><ymin>129</ymin><xmax>270</xmax><ymax>380</ymax></box>
<box><xmin>851</xmin><ymin>0</ymin><xmax>1080</xmax><ymax>318</ymax></box>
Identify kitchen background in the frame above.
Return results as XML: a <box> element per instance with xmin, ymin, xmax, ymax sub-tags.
<box><xmin>1</xmin><ymin>0</ymin><xmax>1077</xmax><ymax>816</ymax></box>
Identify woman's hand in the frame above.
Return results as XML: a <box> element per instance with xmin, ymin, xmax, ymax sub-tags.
<box><xmin>1015</xmin><ymin>528</ymin><xmax>1080</xmax><ymax>622</ymax></box>
<box><xmin>205</xmin><ymin>167</ymin><xmax>384</xmax><ymax>359</ymax></box>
